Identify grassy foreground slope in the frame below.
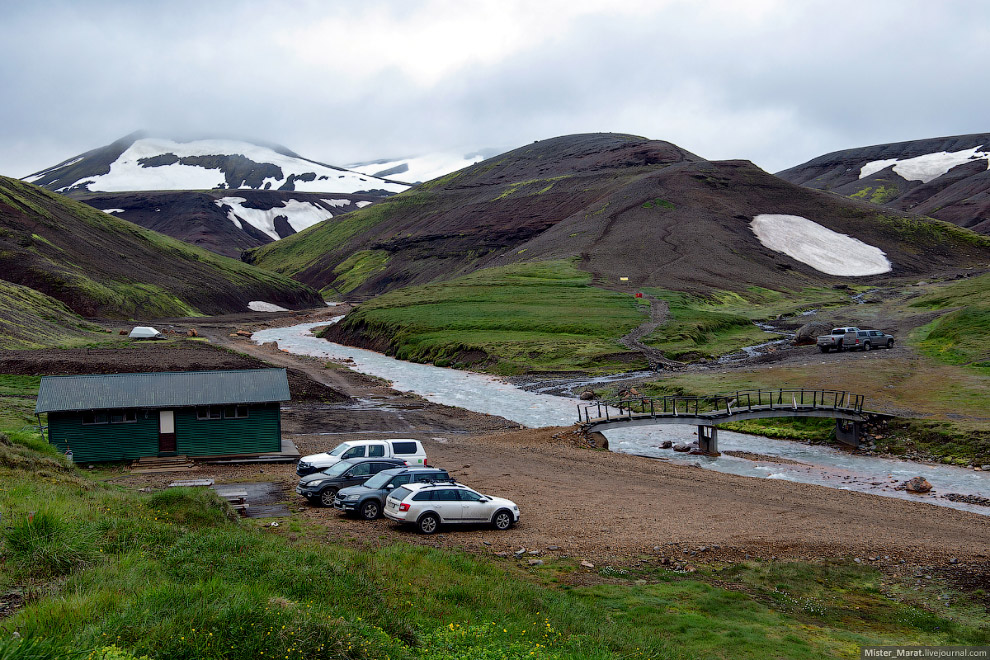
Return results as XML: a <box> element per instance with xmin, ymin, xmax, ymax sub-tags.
<box><xmin>320</xmin><ymin>260</ymin><xmax>649</xmax><ymax>374</ymax></box>
<box><xmin>2</xmin><ymin>421</ymin><xmax>988</xmax><ymax>659</ymax></box>
<box><xmin>0</xmin><ymin>176</ymin><xmax>322</xmax><ymax>317</ymax></box>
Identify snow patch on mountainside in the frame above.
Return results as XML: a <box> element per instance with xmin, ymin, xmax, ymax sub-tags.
<box><xmin>321</xmin><ymin>198</ymin><xmax>352</xmax><ymax>208</ymax></box>
<box><xmin>248</xmin><ymin>301</ymin><xmax>289</xmax><ymax>312</ymax></box>
<box><xmin>215</xmin><ymin>197</ymin><xmax>335</xmax><ymax>240</ymax></box>
<box><xmin>750</xmin><ymin>214</ymin><xmax>891</xmax><ymax>276</ymax></box>
<box><xmin>101</xmin><ymin>209</ymin><xmax>125</xmax><ymax>214</ymax></box>
<box><xmin>348</xmin><ymin>151</ymin><xmax>487</xmax><ymax>183</ymax></box>
<box><xmin>860</xmin><ymin>146</ymin><xmax>990</xmax><ymax>183</ymax></box>
<box><xmin>56</xmin><ymin>138</ymin><xmax>408</xmax><ymax>194</ymax></box>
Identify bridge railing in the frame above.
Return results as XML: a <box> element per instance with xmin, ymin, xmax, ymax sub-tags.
<box><xmin>577</xmin><ymin>388</ymin><xmax>864</xmax><ymax>423</ymax></box>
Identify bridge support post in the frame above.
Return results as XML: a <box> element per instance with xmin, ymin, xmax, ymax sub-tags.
<box><xmin>698</xmin><ymin>425</ymin><xmax>720</xmax><ymax>456</ymax></box>
<box><xmin>835</xmin><ymin>419</ymin><xmax>862</xmax><ymax>447</ymax></box>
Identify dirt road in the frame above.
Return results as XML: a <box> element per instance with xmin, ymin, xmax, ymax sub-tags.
<box><xmin>7</xmin><ymin>308</ymin><xmax>988</xmax><ymax>572</ymax></box>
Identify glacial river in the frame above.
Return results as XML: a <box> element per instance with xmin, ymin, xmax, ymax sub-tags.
<box><xmin>253</xmin><ymin>321</ymin><xmax>990</xmax><ymax>516</ymax></box>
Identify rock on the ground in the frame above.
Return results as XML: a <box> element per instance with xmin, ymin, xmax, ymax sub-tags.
<box><xmin>901</xmin><ymin>476</ymin><xmax>933</xmax><ymax>493</ymax></box>
<box><xmin>794</xmin><ymin>321</ymin><xmax>832</xmax><ymax>345</ymax></box>
<box><xmin>672</xmin><ymin>443</ymin><xmax>694</xmax><ymax>452</ymax></box>
<box><xmin>659</xmin><ymin>440</ymin><xmax>673</xmax><ymax>449</ymax></box>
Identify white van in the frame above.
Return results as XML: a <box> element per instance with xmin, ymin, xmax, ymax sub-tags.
<box><xmin>297</xmin><ymin>439</ymin><xmax>427</xmax><ymax>476</ymax></box>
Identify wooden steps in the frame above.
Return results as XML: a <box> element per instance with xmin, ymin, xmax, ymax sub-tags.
<box><xmin>130</xmin><ymin>455</ymin><xmax>196</xmax><ymax>474</ymax></box>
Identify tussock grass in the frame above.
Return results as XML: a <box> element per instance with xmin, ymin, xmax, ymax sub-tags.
<box><xmin>1</xmin><ymin>429</ymin><xmax>988</xmax><ymax>658</ymax></box>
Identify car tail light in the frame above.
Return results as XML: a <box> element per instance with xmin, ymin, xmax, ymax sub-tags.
<box><xmin>398</xmin><ymin>502</ymin><xmax>410</xmax><ymax>512</ymax></box>
<box><xmin>423</xmin><ymin>458</ymin><xmax>428</xmax><ymax>465</ymax></box>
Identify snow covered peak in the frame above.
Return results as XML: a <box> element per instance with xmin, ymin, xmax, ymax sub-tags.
<box><xmin>25</xmin><ymin>136</ymin><xmax>410</xmax><ymax>195</ymax></box>
<box><xmin>347</xmin><ymin>149</ymin><xmax>495</xmax><ymax>184</ymax></box>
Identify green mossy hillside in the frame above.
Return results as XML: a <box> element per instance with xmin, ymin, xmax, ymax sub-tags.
<box><xmin>0</xmin><ymin>176</ymin><xmax>322</xmax><ymax>318</ymax></box>
<box><xmin>321</xmin><ymin>260</ymin><xmax>648</xmax><ymax>374</ymax></box>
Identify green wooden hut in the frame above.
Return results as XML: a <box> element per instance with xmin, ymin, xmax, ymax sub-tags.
<box><xmin>35</xmin><ymin>369</ymin><xmax>290</xmax><ymax>462</ymax></box>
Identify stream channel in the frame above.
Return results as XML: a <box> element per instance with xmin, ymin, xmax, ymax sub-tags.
<box><xmin>253</xmin><ymin>321</ymin><xmax>989</xmax><ymax>516</ymax></box>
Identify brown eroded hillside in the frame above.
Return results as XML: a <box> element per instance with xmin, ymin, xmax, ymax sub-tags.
<box><xmin>248</xmin><ymin>133</ymin><xmax>990</xmax><ymax>298</ymax></box>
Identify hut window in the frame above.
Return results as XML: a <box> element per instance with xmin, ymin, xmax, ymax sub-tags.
<box><xmin>82</xmin><ymin>411</ymin><xmax>109</xmax><ymax>425</ymax></box>
<box><xmin>110</xmin><ymin>410</ymin><xmax>137</xmax><ymax>424</ymax></box>
<box><xmin>197</xmin><ymin>406</ymin><xmax>223</xmax><ymax>420</ymax></box>
<box><xmin>226</xmin><ymin>405</ymin><xmax>249</xmax><ymax>419</ymax></box>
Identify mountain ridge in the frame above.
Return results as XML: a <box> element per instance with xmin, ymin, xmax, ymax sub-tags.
<box><xmin>247</xmin><ymin>133</ymin><xmax>990</xmax><ymax>299</ymax></box>
<box><xmin>777</xmin><ymin>132</ymin><xmax>990</xmax><ymax>234</ymax></box>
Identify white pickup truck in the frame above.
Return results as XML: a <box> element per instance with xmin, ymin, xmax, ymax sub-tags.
<box><xmin>817</xmin><ymin>327</ymin><xmax>895</xmax><ymax>352</ymax></box>
<box><xmin>816</xmin><ymin>327</ymin><xmax>860</xmax><ymax>353</ymax></box>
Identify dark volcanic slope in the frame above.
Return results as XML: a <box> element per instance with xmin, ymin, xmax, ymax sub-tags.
<box><xmin>248</xmin><ymin>133</ymin><xmax>990</xmax><ymax>298</ymax></box>
<box><xmin>70</xmin><ymin>190</ymin><xmax>383</xmax><ymax>258</ymax></box>
<box><xmin>0</xmin><ymin>176</ymin><xmax>322</xmax><ymax>318</ymax></box>
<box><xmin>778</xmin><ymin>133</ymin><xmax>990</xmax><ymax>234</ymax></box>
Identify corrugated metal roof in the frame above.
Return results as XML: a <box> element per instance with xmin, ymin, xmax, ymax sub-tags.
<box><xmin>35</xmin><ymin>369</ymin><xmax>290</xmax><ymax>413</ymax></box>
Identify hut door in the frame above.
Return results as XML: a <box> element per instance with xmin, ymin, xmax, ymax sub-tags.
<box><xmin>158</xmin><ymin>410</ymin><xmax>177</xmax><ymax>454</ymax></box>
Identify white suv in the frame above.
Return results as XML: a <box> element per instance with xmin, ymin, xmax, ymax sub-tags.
<box><xmin>297</xmin><ymin>439</ymin><xmax>427</xmax><ymax>476</ymax></box>
<box><xmin>383</xmin><ymin>481</ymin><xmax>519</xmax><ymax>534</ymax></box>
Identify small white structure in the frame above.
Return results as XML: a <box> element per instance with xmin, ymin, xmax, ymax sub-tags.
<box><xmin>128</xmin><ymin>326</ymin><xmax>164</xmax><ymax>340</ymax></box>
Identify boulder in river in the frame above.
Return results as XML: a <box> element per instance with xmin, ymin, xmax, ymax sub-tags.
<box><xmin>672</xmin><ymin>443</ymin><xmax>694</xmax><ymax>452</ymax></box>
<box><xmin>900</xmin><ymin>476</ymin><xmax>933</xmax><ymax>493</ymax></box>
<box><xmin>579</xmin><ymin>390</ymin><xmax>595</xmax><ymax>400</ymax></box>
<box><xmin>659</xmin><ymin>440</ymin><xmax>673</xmax><ymax>449</ymax></box>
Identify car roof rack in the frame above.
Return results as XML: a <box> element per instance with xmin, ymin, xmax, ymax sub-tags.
<box><xmin>418</xmin><ymin>477</ymin><xmax>462</xmax><ymax>486</ymax></box>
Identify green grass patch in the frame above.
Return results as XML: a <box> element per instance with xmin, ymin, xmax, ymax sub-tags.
<box><xmin>2</xmin><ymin>429</ymin><xmax>988</xmax><ymax>659</ymax></box>
<box><xmin>907</xmin><ymin>274</ymin><xmax>990</xmax><ymax>370</ymax></box>
<box><xmin>322</xmin><ymin>260</ymin><xmax>648</xmax><ymax>374</ymax></box>
<box><xmin>641</xmin><ymin>198</ymin><xmax>675</xmax><ymax>210</ymax></box>
<box><xmin>638</xmin><ymin>286</ymin><xmax>858</xmax><ymax>362</ymax></box>
<box><xmin>325</xmin><ymin>250</ymin><xmax>390</xmax><ymax>297</ymax></box>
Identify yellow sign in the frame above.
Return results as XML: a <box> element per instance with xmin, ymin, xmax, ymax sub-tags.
<box><xmin>619</xmin><ymin>277</ymin><xmax>629</xmax><ymax>281</ymax></box>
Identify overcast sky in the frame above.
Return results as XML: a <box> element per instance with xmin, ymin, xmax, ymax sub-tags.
<box><xmin>2</xmin><ymin>0</ymin><xmax>989</xmax><ymax>178</ymax></box>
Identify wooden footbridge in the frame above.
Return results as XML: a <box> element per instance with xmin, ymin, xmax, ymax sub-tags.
<box><xmin>577</xmin><ymin>389</ymin><xmax>868</xmax><ymax>455</ymax></box>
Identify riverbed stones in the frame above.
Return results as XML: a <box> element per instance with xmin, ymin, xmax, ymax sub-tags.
<box><xmin>672</xmin><ymin>443</ymin><xmax>693</xmax><ymax>452</ymax></box>
<box><xmin>659</xmin><ymin>440</ymin><xmax>673</xmax><ymax>449</ymax></box>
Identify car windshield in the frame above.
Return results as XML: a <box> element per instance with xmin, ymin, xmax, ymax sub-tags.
<box><xmin>328</xmin><ymin>443</ymin><xmax>350</xmax><ymax>457</ymax></box>
<box><xmin>363</xmin><ymin>472</ymin><xmax>395</xmax><ymax>489</ymax></box>
<box><xmin>321</xmin><ymin>462</ymin><xmax>352</xmax><ymax>477</ymax></box>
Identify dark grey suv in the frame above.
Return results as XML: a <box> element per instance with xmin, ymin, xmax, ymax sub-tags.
<box><xmin>334</xmin><ymin>466</ymin><xmax>450</xmax><ymax>520</ymax></box>
<box><xmin>295</xmin><ymin>457</ymin><xmax>407</xmax><ymax>507</ymax></box>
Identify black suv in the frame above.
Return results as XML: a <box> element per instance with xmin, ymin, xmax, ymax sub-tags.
<box><xmin>295</xmin><ymin>457</ymin><xmax>407</xmax><ymax>507</ymax></box>
<box><xmin>333</xmin><ymin>466</ymin><xmax>450</xmax><ymax>520</ymax></box>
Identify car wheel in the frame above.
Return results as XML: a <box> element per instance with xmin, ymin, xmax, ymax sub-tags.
<box><xmin>864</xmin><ymin>342</ymin><xmax>872</xmax><ymax>351</ymax></box>
<box><xmin>417</xmin><ymin>512</ymin><xmax>440</xmax><ymax>534</ymax></box>
<box><xmin>836</xmin><ymin>341</ymin><xmax>843</xmax><ymax>352</ymax></box>
<box><xmin>819</xmin><ymin>346</ymin><xmax>829</xmax><ymax>353</ymax></box>
<box><xmin>359</xmin><ymin>499</ymin><xmax>381</xmax><ymax>520</ymax></box>
<box><xmin>492</xmin><ymin>509</ymin><xmax>513</xmax><ymax>531</ymax></box>
<box><xmin>887</xmin><ymin>340</ymin><xmax>894</xmax><ymax>349</ymax></box>
<box><xmin>318</xmin><ymin>488</ymin><xmax>338</xmax><ymax>507</ymax></box>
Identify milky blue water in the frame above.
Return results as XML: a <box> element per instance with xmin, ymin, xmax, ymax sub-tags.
<box><xmin>253</xmin><ymin>321</ymin><xmax>989</xmax><ymax>515</ymax></box>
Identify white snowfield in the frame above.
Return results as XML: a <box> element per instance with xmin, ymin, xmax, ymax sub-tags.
<box><xmin>55</xmin><ymin>138</ymin><xmax>409</xmax><ymax>194</ymax></box>
<box><xmin>215</xmin><ymin>197</ymin><xmax>337</xmax><ymax>240</ymax></box>
<box><xmin>101</xmin><ymin>209</ymin><xmax>126</xmax><ymax>214</ymax></box>
<box><xmin>248</xmin><ymin>301</ymin><xmax>289</xmax><ymax>312</ymax></box>
<box><xmin>859</xmin><ymin>145</ymin><xmax>990</xmax><ymax>183</ymax></box>
<box><xmin>750</xmin><ymin>214</ymin><xmax>891</xmax><ymax>276</ymax></box>
<box><xmin>348</xmin><ymin>151</ymin><xmax>486</xmax><ymax>184</ymax></box>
